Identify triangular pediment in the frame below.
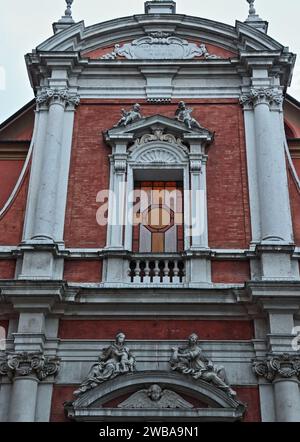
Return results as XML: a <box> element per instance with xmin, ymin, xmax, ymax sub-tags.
<box><xmin>105</xmin><ymin>114</ymin><xmax>213</xmax><ymax>146</ymax></box>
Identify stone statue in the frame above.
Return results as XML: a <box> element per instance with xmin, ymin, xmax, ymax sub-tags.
<box><xmin>74</xmin><ymin>332</ymin><xmax>135</xmax><ymax>396</ymax></box>
<box><xmin>115</xmin><ymin>104</ymin><xmax>142</xmax><ymax>127</ymax></box>
<box><xmin>175</xmin><ymin>101</ymin><xmax>204</xmax><ymax>130</ymax></box>
<box><xmin>170</xmin><ymin>333</ymin><xmax>236</xmax><ymax>397</ymax></box>
<box><xmin>118</xmin><ymin>384</ymin><xmax>194</xmax><ymax>409</ymax></box>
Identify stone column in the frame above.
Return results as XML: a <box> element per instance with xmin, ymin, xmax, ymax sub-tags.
<box><xmin>241</xmin><ymin>88</ymin><xmax>297</xmax><ymax>280</ymax></box>
<box><xmin>0</xmin><ymin>352</ymin><xmax>59</xmax><ymax>422</ymax></box>
<box><xmin>253</xmin><ymin>353</ymin><xmax>300</xmax><ymax>422</ymax></box>
<box><xmin>241</xmin><ymin>88</ymin><xmax>293</xmax><ymax>244</ymax></box>
<box><xmin>19</xmin><ymin>88</ymin><xmax>79</xmax><ymax>280</ymax></box>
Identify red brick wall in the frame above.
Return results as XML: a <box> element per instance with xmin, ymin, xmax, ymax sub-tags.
<box><xmin>0</xmin><ymin>160</ymin><xmax>25</xmax><ymax>208</ymax></box>
<box><xmin>50</xmin><ymin>384</ymin><xmax>260</xmax><ymax>422</ymax></box>
<box><xmin>63</xmin><ymin>260</ymin><xmax>102</xmax><ymax>283</ymax></box>
<box><xmin>211</xmin><ymin>261</ymin><xmax>250</xmax><ymax>284</ymax></box>
<box><xmin>50</xmin><ymin>385</ymin><xmax>75</xmax><ymax>422</ymax></box>
<box><xmin>0</xmin><ymin>173</ymin><xmax>29</xmax><ymax>245</ymax></box>
<box><xmin>0</xmin><ymin>260</ymin><xmax>16</xmax><ymax>279</ymax></box>
<box><xmin>58</xmin><ymin>319</ymin><xmax>254</xmax><ymax>340</ymax></box>
<box><xmin>0</xmin><ymin>320</ymin><xmax>9</xmax><ymax>333</ymax></box>
<box><xmin>235</xmin><ymin>386</ymin><xmax>261</xmax><ymax>422</ymax></box>
<box><xmin>288</xmin><ymin>169</ymin><xmax>300</xmax><ymax>245</ymax></box>
<box><xmin>64</xmin><ymin>100</ymin><xmax>251</xmax><ymax>249</ymax></box>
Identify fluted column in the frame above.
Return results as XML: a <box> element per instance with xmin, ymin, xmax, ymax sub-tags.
<box><xmin>253</xmin><ymin>354</ymin><xmax>300</xmax><ymax>422</ymax></box>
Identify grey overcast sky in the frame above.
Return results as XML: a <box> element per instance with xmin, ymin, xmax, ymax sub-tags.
<box><xmin>0</xmin><ymin>0</ymin><xmax>300</xmax><ymax>124</ymax></box>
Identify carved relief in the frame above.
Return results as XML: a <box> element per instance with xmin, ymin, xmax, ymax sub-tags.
<box><xmin>253</xmin><ymin>353</ymin><xmax>300</xmax><ymax>382</ymax></box>
<box><xmin>136</xmin><ymin>148</ymin><xmax>178</xmax><ymax>164</ymax></box>
<box><xmin>118</xmin><ymin>384</ymin><xmax>194</xmax><ymax>409</ymax></box>
<box><xmin>114</xmin><ymin>104</ymin><xmax>143</xmax><ymax>127</ymax></box>
<box><xmin>132</xmin><ymin>129</ymin><xmax>189</xmax><ymax>153</ymax></box>
<box><xmin>36</xmin><ymin>88</ymin><xmax>80</xmax><ymax>108</ymax></box>
<box><xmin>170</xmin><ymin>333</ymin><xmax>237</xmax><ymax>397</ymax></box>
<box><xmin>74</xmin><ymin>333</ymin><xmax>136</xmax><ymax>396</ymax></box>
<box><xmin>100</xmin><ymin>34</ymin><xmax>221</xmax><ymax>61</ymax></box>
<box><xmin>0</xmin><ymin>352</ymin><xmax>60</xmax><ymax>381</ymax></box>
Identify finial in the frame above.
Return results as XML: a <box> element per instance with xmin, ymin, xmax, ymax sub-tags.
<box><xmin>53</xmin><ymin>0</ymin><xmax>75</xmax><ymax>34</ymax></box>
<box><xmin>245</xmin><ymin>0</ymin><xmax>268</xmax><ymax>34</ymax></box>
<box><xmin>65</xmin><ymin>0</ymin><xmax>73</xmax><ymax>18</ymax></box>
<box><xmin>247</xmin><ymin>0</ymin><xmax>256</xmax><ymax>16</ymax></box>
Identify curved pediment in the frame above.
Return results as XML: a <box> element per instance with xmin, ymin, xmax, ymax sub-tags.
<box><xmin>37</xmin><ymin>15</ymin><xmax>285</xmax><ymax>56</ymax></box>
<box><xmin>65</xmin><ymin>371</ymin><xmax>246</xmax><ymax>422</ymax></box>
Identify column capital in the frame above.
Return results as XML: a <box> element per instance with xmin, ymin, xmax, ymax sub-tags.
<box><xmin>0</xmin><ymin>351</ymin><xmax>60</xmax><ymax>381</ymax></box>
<box><xmin>240</xmin><ymin>88</ymin><xmax>283</xmax><ymax>109</ymax></box>
<box><xmin>36</xmin><ymin>88</ymin><xmax>80</xmax><ymax>110</ymax></box>
<box><xmin>253</xmin><ymin>353</ymin><xmax>300</xmax><ymax>382</ymax></box>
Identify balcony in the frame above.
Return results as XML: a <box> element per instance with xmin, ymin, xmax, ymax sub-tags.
<box><xmin>128</xmin><ymin>254</ymin><xmax>185</xmax><ymax>284</ymax></box>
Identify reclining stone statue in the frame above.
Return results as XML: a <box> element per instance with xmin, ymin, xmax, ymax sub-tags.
<box><xmin>170</xmin><ymin>333</ymin><xmax>236</xmax><ymax>397</ymax></box>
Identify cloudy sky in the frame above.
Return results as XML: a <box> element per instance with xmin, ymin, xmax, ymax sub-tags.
<box><xmin>0</xmin><ymin>0</ymin><xmax>300</xmax><ymax>123</ymax></box>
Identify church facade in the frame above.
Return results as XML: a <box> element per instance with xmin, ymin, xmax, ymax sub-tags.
<box><xmin>0</xmin><ymin>0</ymin><xmax>300</xmax><ymax>422</ymax></box>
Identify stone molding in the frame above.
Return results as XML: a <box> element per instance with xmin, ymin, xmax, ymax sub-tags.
<box><xmin>36</xmin><ymin>88</ymin><xmax>80</xmax><ymax>109</ymax></box>
<box><xmin>0</xmin><ymin>351</ymin><xmax>60</xmax><ymax>381</ymax></box>
<box><xmin>253</xmin><ymin>353</ymin><xmax>300</xmax><ymax>382</ymax></box>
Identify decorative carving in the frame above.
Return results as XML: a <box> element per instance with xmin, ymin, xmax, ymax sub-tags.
<box><xmin>170</xmin><ymin>334</ymin><xmax>237</xmax><ymax>397</ymax></box>
<box><xmin>175</xmin><ymin>102</ymin><xmax>204</xmax><ymax>130</ymax></box>
<box><xmin>190</xmin><ymin>160</ymin><xmax>202</xmax><ymax>172</ymax></box>
<box><xmin>132</xmin><ymin>129</ymin><xmax>188</xmax><ymax>153</ymax></box>
<box><xmin>118</xmin><ymin>384</ymin><xmax>194</xmax><ymax>409</ymax></box>
<box><xmin>253</xmin><ymin>353</ymin><xmax>300</xmax><ymax>382</ymax></box>
<box><xmin>100</xmin><ymin>34</ymin><xmax>221</xmax><ymax>61</ymax></box>
<box><xmin>136</xmin><ymin>148</ymin><xmax>178</xmax><ymax>164</ymax></box>
<box><xmin>113</xmin><ymin>159</ymin><xmax>127</xmax><ymax>173</ymax></box>
<box><xmin>0</xmin><ymin>352</ymin><xmax>60</xmax><ymax>381</ymax></box>
<box><xmin>74</xmin><ymin>333</ymin><xmax>136</xmax><ymax>396</ymax></box>
<box><xmin>115</xmin><ymin>104</ymin><xmax>143</xmax><ymax>127</ymax></box>
<box><xmin>240</xmin><ymin>88</ymin><xmax>283</xmax><ymax>107</ymax></box>
<box><xmin>36</xmin><ymin>88</ymin><xmax>80</xmax><ymax>108</ymax></box>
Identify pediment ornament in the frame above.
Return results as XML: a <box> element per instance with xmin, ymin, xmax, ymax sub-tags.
<box><xmin>100</xmin><ymin>33</ymin><xmax>221</xmax><ymax>61</ymax></box>
<box><xmin>118</xmin><ymin>384</ymin><xmax>194</xmax><ymax>409</ymax></box>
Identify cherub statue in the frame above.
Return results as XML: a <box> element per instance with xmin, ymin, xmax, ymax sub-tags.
<box><xmin>175</xmin><ymin>101</ymin><xmax>204</xmax><ymax>130</ymax></box>
<box><xmin>170</xmin><ymin>333</ymin><xmax>236</xmax><ymax>397</ymax></box>
<box><xmin>115</xmin><ymin>103</ymin><xmax>142</xmax><ymax>127</ymax></box>
<box><xmin>118</xmin><ymin>384</ymin><xmax>194</xmax><ymax>409</ymax></box>
<box><xmin>74</xmin><ymin>332</ymin><xmax>135</xmax><ymax>396</ymax></box>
